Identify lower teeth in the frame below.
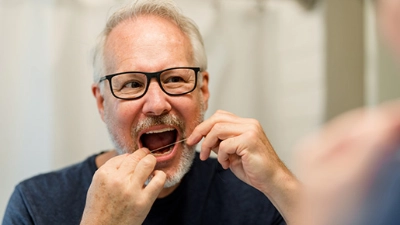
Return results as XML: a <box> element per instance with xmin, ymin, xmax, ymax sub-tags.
<box><xmin>152</xmin><ymin>146</ymin><xmax>173</xmax><ymax>155</ymax></box>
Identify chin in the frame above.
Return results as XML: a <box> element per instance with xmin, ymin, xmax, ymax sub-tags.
<box><xmin>163</xmin><ymin>144</ymin><xmax>196</xmax><ymax>188</ymax></box>
<box><xmin>145</xmin><ymin>144</ymin><xmax>196</xmax><ymax>188</ymax></box>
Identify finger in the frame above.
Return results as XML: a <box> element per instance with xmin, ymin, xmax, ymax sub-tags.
<box><xmin>187</xmin><ymin>110</ymin><xmax>241</xmax><ymax>145</ymax></box>
<box><xmin>217</xmin><ymin>135</ymin><xmax>248</xmax><ymax>169</ymax></box>
<box><xmin>295</xmin><ymin>108</ymin><xmax>394</xmax><ymax>177</ymax></box>
<box><xmin>217</xmin><ymin>143</ymin><xmax>231</xmax><ymax>169</ymax></box>
<box><xmin>199</xmin><ymin>124</ymin><xmax>226</xmax><ymax>160</ymax></box>
<box><xmin>144</xmin><ymin>170</ymin><xmax>166</xmax><ymax>199</ymax></box>
<box><xmin>199</xmin><ymin>141</ymin><xmax>221</xmax><ymax>161</ymax></box>
<box><xmin>118</xmin><ymin>148</ymin><xmax>150</xmax><ymax>175</ymax></box>
<box><xmin>100</xmin><ymin>153</ymin><xmax>129</xmax><ymax>170</ymax></box>
<box><xmin>200</xmin><ymin>123</ymin><xmax>252</xmax><ymax>160</ymax></box>
<box><xmin>131</xmin><ymin>154</ymin><xmax>157</xmax><ymax>186</ymax></box>
<box><xmin>315</xmin><ymin>108</ymin><xmax>381</xmax><ymax>154</ymax></box>
<box><xmin>91</xmin><ymin>154</ymin><xmax>127</xmax><ymax>184</ymax></box>
<box><xmin>295</xmin><ymin>109</ymin><xmax>371</xmax><ymax>162</ymax></box>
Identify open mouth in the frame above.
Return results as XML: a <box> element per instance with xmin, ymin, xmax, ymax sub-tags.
<box><xmin>140</xmin><ymin>128</ymin><xmax>178</xmax><ymax>155</ymax></box>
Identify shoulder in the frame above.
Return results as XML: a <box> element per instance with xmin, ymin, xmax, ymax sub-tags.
<box><xmin>15</xmin><ymin>153</ymin><xmax>99</xmax><ymax>202</ymax></box>
<box><xmin>3</xmin><ymin>153</ymin><xmax>101</xmax><ymax>224</ymax></box>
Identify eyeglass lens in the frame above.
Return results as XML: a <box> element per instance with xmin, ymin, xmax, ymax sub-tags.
<box><xmin>110</xmin><ymin>68</ymin><xmax>196</xmax><ymax>99</ymax></box>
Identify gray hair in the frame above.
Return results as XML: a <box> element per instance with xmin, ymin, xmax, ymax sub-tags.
<box><xmin>92</xmin><ymin>0</ymin><xmax>207</xmax><ymax>85</ymax></box>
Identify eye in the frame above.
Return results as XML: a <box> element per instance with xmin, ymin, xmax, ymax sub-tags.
<box><xmin>112</xmin><ymin>73</ymin><xmax>146</xmax><ymax>92</ymax></box>
<box><xmin>116</xmin><ymin>79</ymin><xmax>146</xmax><ymax>94</ymax></box>
<box><xmin>123</xmin><ymin>80</ymin><xmax>144</xmax><ymax>89</ymax></box>
<box><xmin>165</xmin><ymin>76</ymin><xmax>185</xmax><ymax>83</ymax></box>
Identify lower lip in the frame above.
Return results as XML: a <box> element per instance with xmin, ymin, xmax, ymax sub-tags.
<box><xmin>153</xmin><ymin>143</ymin><xmax>179</xmax><ymax>163</ymax></box>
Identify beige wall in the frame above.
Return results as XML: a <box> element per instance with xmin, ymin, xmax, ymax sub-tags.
<box><xmin>376</xmin><ymin>43</ymin><xmax>400</xmax><ymax>102</ymax></box>
<box><xmin>324</xmin><ymin>0</ymin><xmax>365</xmax><ymax>121</ymax></box>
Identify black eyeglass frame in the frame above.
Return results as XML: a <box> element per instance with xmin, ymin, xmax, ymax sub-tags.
<box><xmin>98</xmin><ymin>66</ymin><xmax>201</xmax><ymax>100</ymax></box>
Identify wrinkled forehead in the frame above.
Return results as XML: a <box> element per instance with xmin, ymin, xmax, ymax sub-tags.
<box><xmin>104</xmin><ymin>15</ymin><xmax>194</xmax><ymax>73</ymax></box>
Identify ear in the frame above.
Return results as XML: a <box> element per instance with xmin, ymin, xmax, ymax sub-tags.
<box><xmin>92</xmin><ymin>83</ymin><xmax>106</xmax><ymax>122</ymax></box>
<box><xmin>199</xmin><ymin>71</ymin><xmax>210</xmax><ymax>111</ymax></box>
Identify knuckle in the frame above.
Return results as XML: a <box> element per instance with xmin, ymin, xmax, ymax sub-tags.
<box><xmin>215</xmin><ymin>109</ymin><xmax>226</xmax><ymax>114</ymax></box>
<box><xmin>128</xmin><ymin>150</ymin><xmax>146</xmax><ymax>164</ymax></box>
<box><xmin>248</xmin><ymin>118</ymin><xmax>261</xmax><ymax>127</ymax></box>
<box><xmin>141</xmin><ymin>155</ymin><xmax>156</xmax><ymax>168</ymax></box>
<box><xmin>92</xmin><ymin>169</ymin><xmax>125</xmax><ymax>190</ymax></box>
<box><xmin>213</xmin><ymin>123</ymin><xmax>225</xmax><ymax>132</ymax></box>
<box><xmin>248</xmin><ymin>119</ymin><xmax>263</xmax><ymax>133</ymax></box>
<box><xmin>93</xmin><ymin>167</ymin><xmax>109</xmax><ymax>181</ymax></box>
<box><xmin>213</xmin><ymin>110</ymin><xmax>230</xmax><ymax>120</ymax></box>
<box><xmin>219</xmin><ymin>139</ymin><xmax>228</xmax><ymax>149</ymax></box>
<box><xmin>150</xmin><ymin>174</ymin><xmax>166</xmax><ymax>187</ymax></box>
<box><xmin>246</xmin><ymin>128</ymin><xmax>259</xmax><ymax>139</ymax></box>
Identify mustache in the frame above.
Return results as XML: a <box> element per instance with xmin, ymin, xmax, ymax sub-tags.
<box><xmin>133</xmin><ymin>114</ymin><xmax>185</xmax><ymax>136</ymax></box>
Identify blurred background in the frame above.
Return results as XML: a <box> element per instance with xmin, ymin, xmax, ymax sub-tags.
<box><xmin>1</xmin><ymin>0</ymin><xmax>399</xmax><ymax>219</ymax></box>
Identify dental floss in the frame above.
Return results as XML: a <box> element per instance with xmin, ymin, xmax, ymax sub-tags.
<box><xmin>149</xmin><ymin>138</ymin><xmax>188</xmax><ymax>153</ymax></box>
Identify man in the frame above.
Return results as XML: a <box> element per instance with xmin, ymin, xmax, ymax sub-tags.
<box><xmin>295</xmin><ymin>0</ymin><xmax>400</xmax><ymax>224</ymax></box>
<box><xmin>3</xmin><ymin>0</ymin><xmax>299</xmax><ymax>224</ymax></box>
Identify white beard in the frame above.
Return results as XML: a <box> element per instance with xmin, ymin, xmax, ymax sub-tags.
<box><xmin>145</xmin><ymin>143</ymin><xmax>196</xmax><ymax>188</ymax></box>
<box><xmin>104</xmin><ymin>100</ymin><xmax>205</xmax><ymax>188</ymax></box>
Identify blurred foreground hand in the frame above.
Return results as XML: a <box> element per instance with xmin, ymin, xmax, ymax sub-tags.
<box><xmin>294</xmin><ymin>100</ymin><xmax>400</xmax><ymax>225</ymax></box>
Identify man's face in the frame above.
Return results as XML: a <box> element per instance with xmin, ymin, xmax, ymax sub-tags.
<box><xmin>94</xmin><ymin>15</ymin><xmax>209</xmax><ymax>187</ymax></box>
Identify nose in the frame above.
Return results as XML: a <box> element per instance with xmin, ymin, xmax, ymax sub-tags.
<box><xmin>141</xmin><ymin>80</ymin><xmax>172</xmax><ymax>116</ymax></box>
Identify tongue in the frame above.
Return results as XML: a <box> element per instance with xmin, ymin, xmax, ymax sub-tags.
<box><xmin>141</xmin><ymin>130</ymin><xmax>176</xmax><ymax>151</ymax></box>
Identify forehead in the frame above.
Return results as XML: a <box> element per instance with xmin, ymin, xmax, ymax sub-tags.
<box><xmin>104</xmin><ymin>15</ymin><xmax>193</xmax><ymax>73</ymax></box>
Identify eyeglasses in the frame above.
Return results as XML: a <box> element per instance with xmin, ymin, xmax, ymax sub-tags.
<box><xmin>99</xmin><ymin>67</ymin><xmax>200</xmax><ymax>100</ymax></box>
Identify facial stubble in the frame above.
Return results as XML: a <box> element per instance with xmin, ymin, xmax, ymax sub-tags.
<box><xmin>104</xmin><ymin>99</ymin><xmax>205</xmax><ymax>188</ymax></box>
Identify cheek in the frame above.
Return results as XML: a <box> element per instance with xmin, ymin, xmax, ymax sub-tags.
<box><xmin>104</xmin><ymin>100</ymin><xmax>139</xmax><ymax>132</ymax></box>
<box><xmin>181</xmin><ymin>96</ymin><xmax>205</xmax><ymax>132</ymax></box>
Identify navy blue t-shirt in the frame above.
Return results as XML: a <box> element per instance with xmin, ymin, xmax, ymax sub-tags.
<box><xmin>3</xmin><ymin>152</ymin><xmax>285</xmax><ymax>225</ymax></box>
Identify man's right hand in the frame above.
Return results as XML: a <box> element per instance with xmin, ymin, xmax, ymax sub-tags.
<box><xmin>80</xmin><ymin>148</ymin><xmax>166</xmax><ymax>225</ymax></box>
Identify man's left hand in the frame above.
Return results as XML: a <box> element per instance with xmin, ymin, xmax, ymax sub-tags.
<box><xmin>186</xmin><ymin>110</ymin><xmax>299</xmax><ymax>224</ymax></box>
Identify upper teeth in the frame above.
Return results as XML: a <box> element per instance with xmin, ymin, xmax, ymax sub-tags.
<box><xmin>145</xmin><ymin>128</ymin><xmax>174</xmax><ymax>134</ymax></box>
